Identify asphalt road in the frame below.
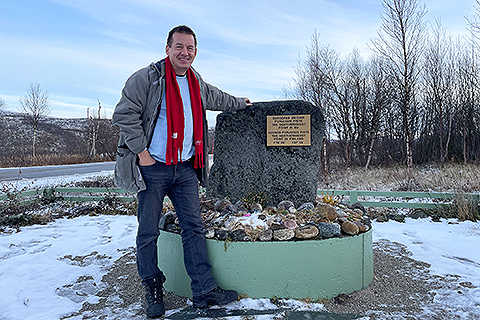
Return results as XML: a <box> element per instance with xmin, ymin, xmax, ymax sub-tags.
<box><xmin>0</xmin><ymin>162</ymin><xmax>115</xmax><ymax>181</ymax></box>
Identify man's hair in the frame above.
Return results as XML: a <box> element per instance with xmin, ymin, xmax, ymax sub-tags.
<box><xmin>167</xmin><ymin>25</ymin><xmax>197</xmax><ymax>48</ymax></box>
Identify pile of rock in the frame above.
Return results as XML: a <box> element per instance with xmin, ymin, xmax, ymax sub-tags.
<box><xmin>159</xmin><ymin>196</ymin><xmax>372</xmax><ymax>242</ymax></box>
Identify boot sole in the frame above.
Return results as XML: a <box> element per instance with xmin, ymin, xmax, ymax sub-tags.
<box><xmin>193</xmin><ymin>293</ymin><xmax>238</xmax><ymax>308</ymax></box>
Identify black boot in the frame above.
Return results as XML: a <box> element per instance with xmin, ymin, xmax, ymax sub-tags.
<box><xmin>192</xmin><ymin>286</ymin><xmax>238</xmax><ymax>308</ymax></box>
<box><xmin>144</xmin><ymin>276</ymin><xmax>165</xmax><ymax>318</ymax></box>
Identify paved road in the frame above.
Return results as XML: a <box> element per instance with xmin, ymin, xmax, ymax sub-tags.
<box><xmin>0</xmin><ymin>162</ymin><xmax>115</xmax><ymax>181</ymax></box>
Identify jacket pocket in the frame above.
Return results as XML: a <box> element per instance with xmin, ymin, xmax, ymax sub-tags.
<box><xmin>114</xmin><ymin>146</ymin><xmax>146</xmax><ymax>193</ymax></box>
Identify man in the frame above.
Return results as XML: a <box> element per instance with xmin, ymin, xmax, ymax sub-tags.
<box><xmin>112</xmin><ymin>25</ymin><xmax>251</xmax><ymax>318</ymax></box>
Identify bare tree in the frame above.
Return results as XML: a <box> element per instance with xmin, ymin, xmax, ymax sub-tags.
<box><xmin>284</xmin><ymin>31</ymin><xmax>338</xmax><ymax>179</ymax></box>
<box><xmin>421</xmin><ymin>20</ymin><xmax>455</xmax><ymax>163</ymax></box>
<box><xmin>467</xmin><ymin>0</ymin><xmax>480</xmax><ymax>40</ymax></box>
<box><xmin>455</xmin><ymin>39</ymin><xmax>480</xmax><ymax>163</ymax></box>
<box><xmin>86</xmin><ymin>100</ymin><xmax>102</xmax><ymax>160</ymax></box>
<box><xmin>85</xmin><ymin>101</ymin><xmax>119</xmax><ymax>161</ymax></box>
<box><xmin>364</xmin><ymin>55</ymin><xmax>394</xmax><ymax>169</ymax></box>
<box><xmin>19</xmin><ymin>83</ymin><xmax>50</xmax><ymax>157</ymax></box>
<box><xmin>0</xmin><ymin>98</ymin><xmax>6</xmax><ymax>148</ymax></box>
<box><xmin>370</xmin><ymin>0</ymin><xmax>427</xmax><ymax>167</ymax></box>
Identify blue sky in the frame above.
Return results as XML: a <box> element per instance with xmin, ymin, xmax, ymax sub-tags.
<box><xmin>0</xmin><ymin>0</ymin><xmax>476</xmax><ymax>125</ymax></box>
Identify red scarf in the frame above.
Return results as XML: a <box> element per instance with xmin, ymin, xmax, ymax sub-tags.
<box><xmin>164</xmin><ymin>57</ymin><xmax>204</xmax><ymax>168</ymax></box>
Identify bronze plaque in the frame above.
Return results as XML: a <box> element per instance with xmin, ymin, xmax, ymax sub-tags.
<box><xmin>267</xmin><ymin>115</ymin><xmax>311</xmax><ymax>146</ymax></box>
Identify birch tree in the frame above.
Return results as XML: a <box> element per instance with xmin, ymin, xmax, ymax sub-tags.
<box><xmin>421</xmin><ymin>20</ymin><xmax>455</xmax><ymax>163</ymax></box>
<box><xmin>467</xmin><ymin>0</ymin><xmax>480</xmax><ymax>40</ymax></box>
<box><xmin>19</xmin><ymin>83</ymin><xmax>50</xmax><ymax>157</ymax></box>
<box><xmin>370</xmin><ymin>0</ymin><xmax>427</xmax><ymax>167</ymax></box>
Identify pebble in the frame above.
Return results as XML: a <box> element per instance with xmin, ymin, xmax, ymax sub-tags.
<box><xmin>284</xmin><ymin>220</ymin><xmax>298</xmax><ymax>230</ymax></box>
<box><xmin>361</xmin><ymin>217</ymin><xmax>372</xmax><ymax>229</ymax></box>
<box><xmin>342</xmin><ymin>221</ymin><xmax>359</xmax><ymax>236</ymax></box>
<box><xmin>351</xmin><ymin>202</ymin><xmax>366</xmax><ymax>213</ymax></box>
<box><xmin>228</xmin><ymin>204</ymin><xmax>239</xmax><ymax>214</ymax></box>
<box><xmin>388</xmin><ymin>213</ymin><xmax>406</xmax><ymax>223</ymax></box>
<box><xmin>295</xmin><ymin>225</ymin><xmax>319</xmax><ymax>239</ymax></box>
<box><xmin>265</xmin><ymin>206</ymin><xmax>277</xmax><ymax>215</ymax></box>
<box><xmin>230</xmin><ymin>229</ymin><xmax>248</xmax><ymax>241</ymax></box>
<box><xmin>205</xmin><ymin>228</ymin><xmax>215</xmax><ymax>239</ymax></box>
<box><xmin>212</xmin><ymin>216</ymin><xmax>228</xmax><ymax>228</ymax></box>
<box><xmin>162</xmin><ymin>196</ymin><xmax>372</xmax><ymax>242</ymax></box>
<box><xmin>277</xmin><ymin>200</ymin><xmax>294</xmax><ymax>211</ymax></box>
<box><xmin>250</xmin><ymin>203</ymin><xmax>263</xmax><ymax>212</ymax></box>
<box><xmin>354</xmin><ymin>221</ymin><xmax>368</xmax><ymax>232</ymax></box>
<box><xmin>159</xmin><ymin>211</ymin><xmax>177</xmax><ymax>230</ymax></box>
<box><xmin>234</xmin><ymin>200</ymin><xmax>248</xmax><ymax>211</ymax></box>
<box><xmin>270</xmin><ymin>223</ymin><xmax>285</xmax><ymax>231</ymax></box>
<box><xmin>353</xmin><ymin>209</ymin><xmax>364</xmax><ymax>216</ymax></box>
<box><xmin>273</xmin><ymin>228</ymin><xmax>295</xmax><ymax>241</ymax></box>
<box><xmin>257</xmin><ymin>229</ymin><xmax>273</xmax><ymax>241</ymax></box>
<box><xmin>317</xmin><ymin>203</ymin><xmax>337</xmax><ymax>221</ymax></box>
<box><xmin>297</xmin><ymin>202</ymin><xmax>315</xmax><ymax>211</ymax></box>
<box><xmin>336</xmin><ymin>210</ymin><xmax>348</xmax><ymax>219</ymax></box>
<box><xmin>337</xmin><ymin>217</ymin><xmax>348</xmax><ymax>225</ymax></box>
<box><xmin>165</xmin><ymin>224</ymin><xmax>181</xmax><ymax>234</ymax></box>
<box><xmin>344</xmin><ymin>209</ymin><xmax>363</xmax><ymax>220</ymax></box>
<box><xmin>317</xmin><ymin>222</ymin><xmax>342</xmax><ymax>238</ymax></box>
<box><xmin>215</xmin><ymin>229</ymin><xmax>229</xmax><ymax>240</ymax></box>
<box><xmin>214</xmin><ymin>198</ymin><xmax>232</xmax><ymax>212</ymax></box>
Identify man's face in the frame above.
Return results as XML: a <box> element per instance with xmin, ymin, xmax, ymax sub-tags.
<box><xmin>166</xmin><ymin>32</ymin><xmax>197</xmax><ymax>76</ymax></box>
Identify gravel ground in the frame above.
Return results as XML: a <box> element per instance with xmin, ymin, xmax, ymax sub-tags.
<box><xmin>63</xmin><ymin>239</ymin><xmax>477</xmax><ymax>320</ymax></box>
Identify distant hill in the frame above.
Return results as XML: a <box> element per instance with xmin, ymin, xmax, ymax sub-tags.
<box><xmin>0</xmin><ymin>111</ymin><xmax>116</xmax><ymax>161</ymax></box>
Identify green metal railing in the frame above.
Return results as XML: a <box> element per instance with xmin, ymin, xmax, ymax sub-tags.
<box><xmin>0</xmin><ymin>187</ymin><xmax>135</xmax><ymax>203</ymax></box>
<box><xmin>1</xmin><ymin>187</ymin><xmax>479</xmax><ymax>209</ymax></box>
<box><xmin>318</xmin><ymin>189</ymin><xmax>480</xmax><ymax>209</ymax></box>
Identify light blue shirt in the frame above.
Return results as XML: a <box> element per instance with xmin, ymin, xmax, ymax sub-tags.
<box><xmin>148</xmin><ymin>75</ymin><xmax>195</xmax><ymax>163</ymax></box>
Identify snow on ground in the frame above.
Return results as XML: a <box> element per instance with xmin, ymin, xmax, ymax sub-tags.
<box><xmin>0</xmin><ymin>172</ymin><xmax>479</xmax><ymax>319</ymax></box>
<box><xmin>0</xmin><ymin>215</ymin><xmax>138</xmax><ymax>320</ymax></box>
<box><xmin>373</xmin><ymin>218</ymin><xmax>480</xmax><ymax>317</ymax></box>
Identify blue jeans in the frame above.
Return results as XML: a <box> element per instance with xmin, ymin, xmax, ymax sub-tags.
<box><xmin>136</xmin><ymin>160</ymin><xmax>217</xmax><ymax>297</ymax></box>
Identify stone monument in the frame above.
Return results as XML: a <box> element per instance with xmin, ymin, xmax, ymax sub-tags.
<box><xmin>207</xmin><ymin>100</ymin><xmax>325</xmax><ymax>207</ymax></box>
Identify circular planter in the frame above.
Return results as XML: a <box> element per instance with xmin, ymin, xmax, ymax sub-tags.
<box><xmin>157</xmin><ymin>229</ymin><xmax>373</xmax><ymax>299</ymax></box>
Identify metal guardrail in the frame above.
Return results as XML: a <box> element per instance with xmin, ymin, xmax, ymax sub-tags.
<box><xmin>1</xmin><ymin>187</ymin><xmax>479</xmax><ymax>209</ymax></box>
<box><xmin>318</xmin><ymin>189</ymin><xmax>480</xmax><ymax>209</ymax></box>
<box><xmin>0</xmin><ymin>187</ymin><xmax>136</xmax><ymax>203</ymax></box>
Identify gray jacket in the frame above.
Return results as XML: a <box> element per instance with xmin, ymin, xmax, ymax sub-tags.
<box><xmin>112</xmin><ymin>59</ymin><xmax>246</xmax><ymax>193</ymax></box>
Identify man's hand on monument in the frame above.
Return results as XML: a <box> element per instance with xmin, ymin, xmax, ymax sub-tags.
<box><xmin>243</xmin><ymin>97</ymin><xmax>252</xmax><ymax>107</ymax></box>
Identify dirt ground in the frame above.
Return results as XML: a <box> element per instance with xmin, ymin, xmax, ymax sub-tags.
<box><xmin>63</xmin><ymin>239</ymin><xmax>478</xmax><ymax>320</ymax></box>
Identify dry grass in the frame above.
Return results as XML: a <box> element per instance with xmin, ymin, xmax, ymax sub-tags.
<box><xmin>321</xmin><ymin>163</ymin><xmax>480</xmax><ymax>221</ymax></box>
<box><xmin>321</xmin><ymin>163</ymin><xmax>480</xmax><ymax>194</ymax></box>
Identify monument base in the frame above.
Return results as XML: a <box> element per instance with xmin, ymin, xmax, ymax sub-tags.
<box><xmin>157</xmin><ymin>230</ymin><xmax>373</xmax><ymax>299</ymax></box>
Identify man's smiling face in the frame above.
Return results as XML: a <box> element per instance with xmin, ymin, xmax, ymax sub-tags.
<box><xmin>166</xmin><ymin>32</ymin><xmax>197</xmax><ymax>76</ymax></box>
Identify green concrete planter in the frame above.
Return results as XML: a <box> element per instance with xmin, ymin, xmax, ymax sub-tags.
<box><xmin>157</xmin><ymin>229</ymin><xmax>373</xmax><ymax>299</ymax></box>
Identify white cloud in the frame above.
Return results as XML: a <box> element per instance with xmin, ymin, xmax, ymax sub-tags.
<box><xmin>1</xmin><ymin>0</ymin><xmax>476</xmax><ymax>119</ymax></box>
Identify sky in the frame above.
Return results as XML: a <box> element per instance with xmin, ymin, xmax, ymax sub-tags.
<box><xmin>0</xmin><ymin>0</ymin><xmax>477</xmax><ymax>125</ymax></box>
<box><xmin>0</xmin><ymin>168</ymin><xmax>479</xmax><ymax>318</ymax></box>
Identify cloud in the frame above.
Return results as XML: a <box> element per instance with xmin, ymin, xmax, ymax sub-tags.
<box><xmin>1</xmin><ymin>0</ymin><xmax>476</xmax><ymax>120</ymax></box>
